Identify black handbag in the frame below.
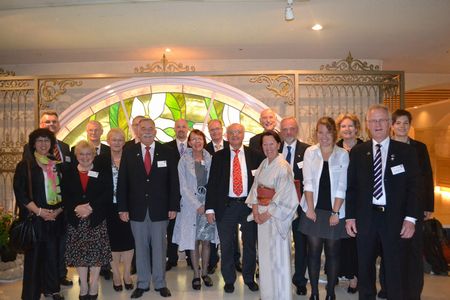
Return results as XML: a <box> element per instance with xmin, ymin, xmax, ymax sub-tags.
<box><xmin>8</xmin><ymin>160</ymin><xmax>37</xmax><ymax>253</ymax></box>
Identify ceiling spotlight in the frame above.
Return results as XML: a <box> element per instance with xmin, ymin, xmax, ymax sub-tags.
<box><xmin>165</xmin><ymin>48</ymin><xmax>171</xmax><ymax>53</ymax></box>
<box><xmin>312</xmin><ymin>24</ymin><xmax>323</xmax><ymax>31</ymax></box>
<box><xmin>285</xmin><ymin>0</ymin><xmax>294</xmax><ymax>21</ymax></box>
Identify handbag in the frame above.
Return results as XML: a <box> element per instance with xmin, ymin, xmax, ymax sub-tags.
<box><xmin>8</xmin><ymin>160</ymin><xmax>37</xmax><ymax>253</ymax></box>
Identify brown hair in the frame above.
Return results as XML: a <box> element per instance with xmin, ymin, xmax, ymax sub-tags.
<box><xmin>315</xmin><ymin>116</ymin><xmax>338</xmax><ymax>143</ymax></box>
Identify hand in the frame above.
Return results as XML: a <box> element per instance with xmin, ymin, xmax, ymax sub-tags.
<box><xmin>75</xmin><ymin>203</ymin><xmax>92</xmax><ymax>219</ymax></box>
<box><xmin>400</xmin><ymin>220</ymin><xmax>415</xmax><ymax>239</ymax></box>
<box><xmin>329</xmin><ymin>214</ymin><xmax>339</xmax><ymax>226</ymax></box>
<box><xmin>119</xmin><ymin>212</ymin><xmax>129</xmax><ymax>222</ymax></box>
<box><xmin>39</xmin><ymin>208</ymin><xmax>57</xmax><ymax>221</ymax></box>
<box><xmin>345</xmin><ymin>219</ymin><xmax>357</xmax><ymax>237</ymax></box>
<box><xmin>197</xmin><ymin>205</ymin><xmax>205</xmax><ymax>215</ymax></box>
<box><xmin>258</xmin><ymin>211</ymin><xmax>271</xmax><ymax>224</ymax></box>
<box><xmin>424</xmin><ymin>211</ymin><xmax>433</xmax><ymax>220</ymax></box>
<box><xmin>206</xmin><ymin>213</ymin><xmax>216</xmax><ymax>224</ymax></box>
<box><xmin>306</xmin><ymin>208</ymin><xmax>316</xmax><ymax>222</ymax></box>
<box><xmin>168</xmin><ymin>211</ymin><xmax>177</xmax><ymax>220</ymax></box>
<box><xmin>252</xmin><ymin>210</ymin><xmax>261</xmax><ymax>224</ymax></box>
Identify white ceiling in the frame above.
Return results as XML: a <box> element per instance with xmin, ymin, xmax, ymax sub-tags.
<box><xmin>0</xmin><ymin>0</ymin><xmax>449</xmax><ymax>73</ymax></box>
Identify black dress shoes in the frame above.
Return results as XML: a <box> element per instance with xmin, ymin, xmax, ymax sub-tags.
<box><xmin>309</xmin><ymin>294</ymin><xmax>319</xmax><ymax>300</ymax></box>
<box><xmin>224</xmin><ymin>283</ymin><xmax>235</xmax><ymax>293</ymax></box>
<box><xmin>60</xmin><ymin>277</ymin><xmax>73</xmax><ymax>286</ymax></box>
<box><xmin>295</xmin><ymin>284</ymin><xmax>307</xmax><ymax>295</ymax></box>
<box><xmin>347</xmin><ymin>286</ymin><xmax>358</xmax><ymax>294</ymax></box>
<box><xmin>235</xmin><ymin>262</ymin><xmax>242</xmax><ymax>273</ymax></box>
<box><xmin>130</xmin><ymin>287</ymin><xmax>150</xmax><ymax>298</ymax></box>
<box><xmin>155</xmin><ymin>287</ymin><xmax>172</xmax><ymax>297</ymax></box>
<box><xmin>207</xmin><ymin>265</ymin><xmax>216</xmax><ymax>274</ymax></box>
<box><xmin>165</xmin><ymin>261</ymin><xmax>177</xmax><ymax>271</ymax></box>
<box><xmin>325</xmin><ymin>294</ymin><xmax>336</xmax><ymax>300</ymax></box>
<box><xmin>245</xmin><ymin>281</ymin><xmax>259</xmax><ymax>292</ymax></box>
<box><xmin>377</xmin><ymin>290</ymin><xmax>387</xmax><ymax>299</ymax></box>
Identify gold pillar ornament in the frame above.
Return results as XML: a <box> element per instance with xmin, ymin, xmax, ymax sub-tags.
<box><xmin>39</xmin><ymin>79</ymin><xmax>83</xmax><ymax>108</ymax></box>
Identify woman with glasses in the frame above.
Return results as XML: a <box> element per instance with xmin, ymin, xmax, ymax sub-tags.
<box><xmin>13</xmin><ymin>128</ymin><xmax>65</xmax><ymax>300</ymax></box>
<box><xmin>172</xmin><ymin>129</ymin><xmax>218</xmax><ymax>290</ymax></box>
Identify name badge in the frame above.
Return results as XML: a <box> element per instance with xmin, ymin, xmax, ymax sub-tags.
<box><xmin>157</xmin><ymin>160</ymin><xmax>167</xmax><ymax>168</ymax></box>
<box><xmin>88</xmin><ymin>170</ymin><xmax>99</xmax><ymax>178</ymax></box>
<box><xmin>297</xmin><ymin>161</ymin><xmax>303</xmax><ymax>169</ymax></box>
<box><xmin>201</xmin><ymin>160</ymin><xmax>205</xmax><ymax>166</ymax></box>
<box><xmin>65</xmin><ymin>156</ymin><xmax>71</xmax><ymax>163</ymax></box>
<box><xmin>391</xmin><ymin>164</ymin><xmax>405</xmax><ymax>175</ymax></box>
<box><xmin>251</xmin><ymin>169</ymin><xmax>257</xmax><ymax>176</ymax></box>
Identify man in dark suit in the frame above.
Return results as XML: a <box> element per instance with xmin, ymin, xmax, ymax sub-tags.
<box><xmin>70</xmin><ymin>120</ymin><xmax>110</xmax><ymax>166</ymax></box>
<box><xmin>205</xmin><ymin>123</ymin><xmax>264</xmax><ymax>294</ymax></box>
<box><xmin>164</xmin><ymin>118</ymin><xmax>189</xmax><ymax>271</ymax></box>
<box><xmin>205</xmin><ymin>119</ymin><xmax>239</xmax><ymax>275</ymax></box>
<box><xmin>117</xmin><ymin>118</ymin><xmax>180</xmax><ymax>298</ymax></box>
<box><xmin>345</xmin><ymin>104</ymin><xmax>420</xmax><ymax>300</ymax></box>
<box><xmin>124</xmin><ymin>115</ymin><xmax>145</xmax><ymax>150</ymax></box>
<box><xmin>22</xmin><ymin>111</ymin><xmax>73</xmax><ymax>288</ymax></box>
<box><xmin>279</xmin><ymin>117</ymin><xmax>310</xmax><ymax>296</ymax></box>
<box><xmin>249</xmin><ymin>108</ymin><xmax>277</xmax><ymax>153</ymax></box>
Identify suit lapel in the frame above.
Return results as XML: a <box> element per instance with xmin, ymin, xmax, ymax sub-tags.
<box><xmin>223</xmin><ymin>147</ymin><xmax>231</xmax><ymax>187</ymax></box>
<box><xmin>365</xmin><ymin>141</ymin><xmax>375</xmax><ymax>194</ymax></box>
<box><xmin>243</xmin><ymin>146</ymin><xmax>253</xmax><ymax>186</ymax></box>
<box><xmin>134</xmin><ymin>142</ymin><xmax>148</xmax><ymax>175</ymax></box>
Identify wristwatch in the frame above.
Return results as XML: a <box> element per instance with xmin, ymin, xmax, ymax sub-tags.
<box><xmin>331</xmin><ymin>211</ymin><xmax>339</xmax><ymax>216</ymax></box>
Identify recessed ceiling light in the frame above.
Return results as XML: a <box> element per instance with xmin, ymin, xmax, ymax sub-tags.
<box><xmin>165</xmin><ymin>48</ymin><xmax>171</xmax><ymax>53</ymax></box>
<box><xmin>312</xmin><ymin>24</ymin><xmax>323</xmax><ymax>31</ymax></box>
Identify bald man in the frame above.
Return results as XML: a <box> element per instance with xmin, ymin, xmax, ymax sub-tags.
<box><xmin>249</xmin><ymin>108</ymin><xmax>277</xmax><ymax>153</ymax></box>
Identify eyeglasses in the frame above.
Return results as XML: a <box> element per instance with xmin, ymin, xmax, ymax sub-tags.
<box><xmin>367</xmin><ymin>119</ymin><xmax>389</xmax><ymax>124</ymax></box>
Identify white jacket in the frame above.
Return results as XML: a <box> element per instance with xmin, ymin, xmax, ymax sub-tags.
<box><xmin>300</xmin><ymin>144</ymin><xmax>349</xmax><ymax>219</ymax></box>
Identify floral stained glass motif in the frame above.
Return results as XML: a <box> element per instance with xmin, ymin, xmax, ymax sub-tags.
<box><xmin>63</xmin><ymin>92</ymin><xmax>263</xmax><ymax>147</ymax></box>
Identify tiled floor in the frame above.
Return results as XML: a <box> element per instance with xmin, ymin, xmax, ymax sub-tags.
<box><xmin>1</xmin><ymin>261</ymin><xmax>449</xmax><ymax>300</ymax></box>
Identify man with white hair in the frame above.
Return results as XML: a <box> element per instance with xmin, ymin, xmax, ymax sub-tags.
<box><xmin>249</xmin><ymin>108</ymin><xmax>277</xmax><ymax>153</ymax></box>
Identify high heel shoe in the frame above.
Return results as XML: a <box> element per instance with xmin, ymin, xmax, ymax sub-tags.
<box><xmin>347</xmin><ymin>285</ymin><xmax>358</xmax><ymax>294</ymax></box>
<box><xmin>113</xmin><ymin>283</ymin><xmax>123</xmax><ymax>291</ymax></box>
<box><xmin>89</xmin><ymin>294</ymin><xmax>98</xmax><ymax>300</ymax></box>
<box><xmin>192</xmin><ymin>278</ymin><xmax>201</xmax><ymax>290</ymax></box>
<box><xmin>79</xmin><ymin>295</ymin><xmax>89</xmax><ymax>300</ymax></box>
<box><xmin>124</xmin><ymin>277</ymin><xmax>134</xmax><ymax>290</ymax></box>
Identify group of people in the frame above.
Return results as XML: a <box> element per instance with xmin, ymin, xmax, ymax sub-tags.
<box><xmin>13</xmin><ymin>104</ymin><xmax>432</xmax><ymax>300</ymax></box>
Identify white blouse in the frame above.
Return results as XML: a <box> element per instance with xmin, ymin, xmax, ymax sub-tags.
<box><xmin>300</xmin><ymin>144</ymin><xmax>349</xmax><ymax>219</ymax></box>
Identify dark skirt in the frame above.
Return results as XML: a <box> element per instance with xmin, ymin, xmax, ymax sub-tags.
<box><xmin>65</xmin><ymin>219</ymin><xmax>112</xmax><ymax>267</ymax></box>
<box><xmin>106</xmin><ymin>203</ymin><xmax>134</xmax><ymax>252</ymax></box>
<box><xmin>298</xmin><ymin>209</ymin><xmax>348</xmax><ymax>240</ymax></box>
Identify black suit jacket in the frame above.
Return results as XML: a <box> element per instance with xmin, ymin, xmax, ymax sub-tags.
<box><xmin>205</xmin><ymin>146</ymin><xmax>264</xmax><ymax>222</ymax></box>
<box><xmin>205</xmin><ymin>140</ymin><xmax>230</xmax><ymax>155</ymax></box>
<box><xmin>117</xmin><ymin>142</ymin><xmax>180</xmax><ymax>222</ymax></box>
<box><xmin>346</xmin><ymin>139</ymin><xmax>420</xmax><ymax>237</ymax></box>
<box><xmin>409</xmin><ymin>138</ymin><xmax>434</xmax><ymax>213</ymax></box>
<box><xmin>124</xmin><ymin>139</ymin><xmax>137</xmax><ymax>151</ymax></box>
<box><xmin>61</xmin><ymin>158</ymin><xmax>112</xmax><ymax>228</ymax></box>
<box><xmin>249</xmin><ymin>133</ymin><xmax>263</xmax><ymax>154</ymax></box>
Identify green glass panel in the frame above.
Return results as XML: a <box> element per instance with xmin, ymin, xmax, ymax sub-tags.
<box><xmin>214</xmin><ymin>101</ymin><xmax>225</xmax><ymax>119</ymax></box>
<box><xmin>109</xmin><ymin>103</ymin><xmax>119</xmax><ymax>128</ymax></box>
<box><xmin>204</xmin><ymin>97</ymin><xmax>218</xmax><ymax>120</ymax></box>
<box><xmin>165</xmin><ymin>93</ymin><xmax>181</xmax><ymax>120</ymax></box>
<box><xmin>185</xmin><ymin>95</ymin><xmax>208</xmax><ymax>123</ymax></box>
<box><xmin>173</xmin><ymin>93</ymin><xmax>186</xmax><ymax>118</ymax></box>
<box><xmin>163</xmin><ymin>127</ymin><xmax>175</xmax><ymax>138</ymax></box>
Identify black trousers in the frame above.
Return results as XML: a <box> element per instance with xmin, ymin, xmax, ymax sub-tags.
<box><xmin>357</xmin><ymin>212</ymin><xmax>408</xmax><ymax>300</ymax></box>
<box><xmin>22</xmin><ymin>238</ymin><xmax>60</xmax><ymax>299</ymax></box>
<box><xmin>379</xmin><ymin>219</ymin><xmax>424</xmax><ymax>300</ymax></box>
<box><xmin>292</xmin><ymin>215</ymin><xmax>308</xmax><ymax>286</ymax></box>
<box><xmin>217</xmin><ymin>201</ymin><xmax>257</xmax><ymax>284</ymax></box>
<box><xmin>209</xmin><ymin>226</ymin><xmax>242</xmax><ymax>268</ymax></box>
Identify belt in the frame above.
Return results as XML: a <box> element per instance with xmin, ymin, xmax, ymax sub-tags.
<box><xmin>227</xmin><ymin>197</ymin><xmax>247</xmax><ymax>203</ymax></box>
<box><xmin>372</xmin><ymin>204</ymin><xmax>386</xmax><ymax>212</ymax></box>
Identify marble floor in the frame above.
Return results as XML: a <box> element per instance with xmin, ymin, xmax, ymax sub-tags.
<box><xmin>1</xmin><ymin>260</ymin><xmax>449</xmax><ymax>300</ymax></box>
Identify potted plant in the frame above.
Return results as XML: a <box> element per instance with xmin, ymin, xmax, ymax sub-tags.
<box><xmin>0</xmin><ymin>207</ymin><xmax>17</xmax><ymax>262</ymax></box>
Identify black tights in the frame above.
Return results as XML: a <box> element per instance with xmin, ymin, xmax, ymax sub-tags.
<box><xmin>307</xmin><ymin>235</ymin><xmax>341</xmax><ymax>296</ymax></box>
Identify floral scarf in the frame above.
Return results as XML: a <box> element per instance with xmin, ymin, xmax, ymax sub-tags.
<box><xmin>34</xmin><ymin>152</ymin><xmax>62</xmax><ymax>205</ymax></box>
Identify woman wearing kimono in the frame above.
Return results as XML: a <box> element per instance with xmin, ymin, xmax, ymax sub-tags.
<box><xmin>246</xmin><ymin>130</ymin><xmax>298</xmax><ymax>300</ymax></box>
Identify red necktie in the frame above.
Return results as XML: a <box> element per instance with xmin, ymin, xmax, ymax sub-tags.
<box><xmin>144</xmin><ymin>146</ymin><xmax>152</xmax><ymax>175</ymax></box>
<box><xmin>53</xmin><ymin>144</ymin><xmax>62</xmax><ymax>161</ymax></box>
<box><xmin>232</xmin><ymin>149</ymin><xmax>243</xmax><ymax>196</ymax></box>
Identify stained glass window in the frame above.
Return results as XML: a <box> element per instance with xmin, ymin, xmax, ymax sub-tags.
<box><xmin>63</xmin><ymin>92</ymin><xmax>263</xmax><ymax>147</ymax></box>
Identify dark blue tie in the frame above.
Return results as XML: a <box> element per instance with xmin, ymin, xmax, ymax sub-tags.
<box><xmin>286</xmin><ymin>145</ymin><xmax>292</xmax><ymax>164</ymax></box>
<box><xmin>373</xmin><ymin>144</ymin><xmax>383</xmax><ymax>200</ymax></box>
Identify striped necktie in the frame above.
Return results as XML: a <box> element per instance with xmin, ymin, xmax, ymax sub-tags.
<box><xmin>373</xmin><ymin>144</ymin><xmax>383</xmax><ymax>200</ymax></box>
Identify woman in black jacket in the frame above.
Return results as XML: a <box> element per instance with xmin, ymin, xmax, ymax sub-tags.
<box><xmin>13</xmin><ymin>128</ymin><xmax>65</xmax><ymax>300</ymax></box>
<box><xmin>63</xmin><ymin>140</ymin><xmax>112</xmax><ymax>300</ymax></box>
